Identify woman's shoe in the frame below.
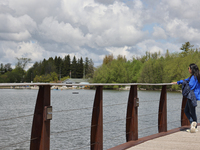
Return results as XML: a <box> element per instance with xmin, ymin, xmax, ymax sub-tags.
<box><xmin>186</xmin><ymin>129</ymin><xmax>191</xmax><ymax>132</ymax></box>
<box><xmin>190</xmin><ymin>121</ymin><xmax>197</xmax><ymax>133</ymax></box>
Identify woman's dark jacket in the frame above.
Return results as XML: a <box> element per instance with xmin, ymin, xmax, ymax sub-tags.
<box><xmin>177</xmin><ymin>75</ymin><xmax>200</xmax><ymax>100</ymax></box>
<box><xmin>182</xmin><ymin>80</ymin><xmax>197</xmax><ymax>107</ymax></box>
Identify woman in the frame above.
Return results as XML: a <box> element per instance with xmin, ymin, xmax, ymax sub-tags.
<box><xmin>172</xmin><ymin>63</ymin><xmax>200</xmax><ymax>133</ymax></box>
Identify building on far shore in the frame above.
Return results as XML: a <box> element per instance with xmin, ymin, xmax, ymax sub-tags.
<box><xmin>62</xmin><ymin>78</ymin><xmax>89</xmax><ymax>88</ymax></box>
<box><xmin>63</xmin><ymin>78</ymin><xmax>89</xmax><ymax>84</ymax></box>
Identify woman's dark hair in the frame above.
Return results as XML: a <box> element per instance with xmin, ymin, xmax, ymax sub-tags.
<box><xmin>189</xmin><ymin>63</ymin><xmax>200</xmax><ymax>83</ymax></box>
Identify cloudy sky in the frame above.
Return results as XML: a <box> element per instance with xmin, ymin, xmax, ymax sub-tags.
<box><xmin>1</xmin><ymin>0</ymin><xmax>200</xmax><ymax>69</ymax></box>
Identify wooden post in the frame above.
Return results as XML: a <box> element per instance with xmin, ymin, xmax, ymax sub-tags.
<box><xmin>126</xmin><ymin>85</ymin><xmax>138</xmax><ymax>141</ymax></box>
<box><xmin>181</xmin><ymin>97</ymin><xmax>190</xmax><ymax>126</ymax></box>
<box><xmin>91</xmin><ymin>86</ymin><xmax>103</xmax><ymax>150</ymax></box>
<box><xmin>30</xmin><ymin>85</ymin><xmax>51</xmax><ymax>150</ymax></box>
<box><xmin>158</xmin><ymin>85</ymin><xmax>167</xmax><ymax>132</ymax></box>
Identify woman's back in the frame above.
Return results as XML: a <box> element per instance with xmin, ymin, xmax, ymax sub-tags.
<box><xmin>189</xmin><ymin>75</ymin><xmax>200</xmax><ymax>100</ymax></box>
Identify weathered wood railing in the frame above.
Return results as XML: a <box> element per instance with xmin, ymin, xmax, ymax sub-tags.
<box><xmin>0</xmin><ymin>83</ymin><xmax>191</xmax><ymax>150</ymax></box>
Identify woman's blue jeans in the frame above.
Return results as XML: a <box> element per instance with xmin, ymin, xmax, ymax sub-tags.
<box><xmin>184</xmin><ymin>99</ymin><xmax>197</xmax><ymax>125</ymax></box>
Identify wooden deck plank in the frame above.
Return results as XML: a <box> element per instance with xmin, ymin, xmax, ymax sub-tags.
<box><xmin>127</xmin><ymin>126</ymin><xmax>200</xmax><ymax>150</ymax></box>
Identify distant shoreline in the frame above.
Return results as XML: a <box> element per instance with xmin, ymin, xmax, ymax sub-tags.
<box><xmin>0</xmin><ymin>86</ymin><xmax>182</xmax><ymax>93</ymax></box>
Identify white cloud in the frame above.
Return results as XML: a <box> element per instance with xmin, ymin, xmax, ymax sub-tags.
<box><xmin>32</xmin><ymin>0</ymin><xmax>149</xmax><ymax>58</ymax></box>
<box><xmin>39</xmin><ymin>17</ymin><xmax>85</xmax><ymax>46</ymax></box>
<box><xmin>0</xmin><ymin>14</ymin><xmax>36</xmax><ymax>33</ymax></box>
<box><xmin>164</xmin><ymin>0</ymin><xmax>182</xmax><ymax>7</ymax></box>
<box><xmin>106</xmin><ymin>46</ymin><xmax>132</xmax><ymax>60</ymax></box>
<box><xmin>165</xmin><ymin>18</ymin><xmax>200</xmax><ymax>42</ymax></box>
<box><xmin>0</xmin><ymin>0</ymin><xmax>200</xmax><ymax>68</ymax></box>
<box><xmin>153</xmin><ymin>26</ymin><xmax>167</xmax><ymax>39</ymax></box>
<box><xmin>162</xmin><ymin>0</ymin><xmax>200</xmax><ymax>19</ymax></box>
<box><xmin>0</xmin><ymin>14</ymin><xmax>36</xmax><ymax>42</ymax></box>
<box><xmin>0</xmin><ymin>30</ymin><xmax>31</xmax><ymax>41</ymax></box>
<box><xmin>149</xmin><ymin>46</ymin><xmax>163</xmax><ymax>53</ymax></box>
<box><xmin>1</xmin><ymin>41</ymin><xmax>48</xmax><ymax>68</ymax></box>
<box><xmin>136</xmin><ymin>40</ymin><xmax>180</xmax><ymax>55</ymax></box>
<box><xmin>94</xmin><ymin>0</ymin><xmax>115</xmax><ymax>5</ymax></box>
<box><xmin>8</xmin><ymin>0</ymin><xmax>60</xmax><ymax>22</ymax></box>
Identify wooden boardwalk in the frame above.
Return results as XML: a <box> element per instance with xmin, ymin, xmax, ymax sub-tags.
<box><xmin>127</xmin><ymin>126</ymin><xmax>200</xmax><ymax>150</ymax></box>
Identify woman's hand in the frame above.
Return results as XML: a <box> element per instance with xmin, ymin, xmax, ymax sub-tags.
<box><xmin>171</xmin><ymin>82</ymin><xmax>177</xmax><ymax>84</ymax></box>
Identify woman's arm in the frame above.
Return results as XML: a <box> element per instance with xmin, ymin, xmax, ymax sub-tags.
<box><xmin>177</xmin><ymin>77</ymin><xmax>190</xmax><ymax>84</ymax></box>
<box><xmin>171</xmin><ymin>82</ymin><xmax>177</xmax><ymax>84</ymax></box>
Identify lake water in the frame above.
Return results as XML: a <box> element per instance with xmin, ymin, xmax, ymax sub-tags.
<box><xmin>0</xmin><ymin>89</ymin><xmax>200</xmax><ymax>150</ymax></box>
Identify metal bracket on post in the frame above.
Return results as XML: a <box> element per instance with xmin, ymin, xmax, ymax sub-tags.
<box><xmin>135</xmin><ymin>98</ymin><xmax>139</xmax><ymax>107</ymax></box>
<box><xmin>44</xmin><ymin>106</ymin><xmax>52</xmax><ymax>121</ymax></box>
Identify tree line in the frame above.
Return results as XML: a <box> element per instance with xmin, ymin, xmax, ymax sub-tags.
<box><xmin>93</xmin><ymin>42</ymin><xmax>200</xmax><ymax>90</ymax></box>
<box><xmin>1</xmin><ymin>41</ymin><xmax>199</xmax><ymax>90</ymax></box>
<box><xmin>0</xmin><ymin>55</ymin><xmax>94</xmax><ymax>83</ymax></box>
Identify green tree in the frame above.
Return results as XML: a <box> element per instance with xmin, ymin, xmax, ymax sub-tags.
<box><xmin>138</xmin><ymin>59</ymin><xmax>154</xmax><ymax>83</ymax></box>
<box><xmin>32</xmin><ymin>62</ymin><xmax>40</xmax><ymax>78</ymax></box>
<box><xmin>63</xmin><ymin>55</ymin><xmax>71</xmax><ymax>77</ymax></box>
<box><xmin>71</xmin><ymin>56</ymin><xmax>77</xmax><ymax>78</ymax></box>
<box><xmin>25</xmin><ymin>67</ymin><xmax>34</xmax><ymax>82</ymax></box>
<box><xmin>14</xmin><ymin>57</ymin><xmax>31</xmax><ymax>82</ymax></box>
<box><xmin>16</xmin><ymin>57</ymin><xmax>31</xmax><ymax>70</ymax></box>
<box><xmin>33</xmin><ymin>75</ymin><xmax>40</xmax><ymax>82</ymax></box>
<box><xmin>86</xmin><ymin>59</ymin><xmax>94</xmax><ymax>79</ymax></box>
<box><xmin>44</xmin><ymin>57</ymin><xmax>56</xmax><ymax>75</ymax></box>
<box><xmin>103</xmin><ymin>54</ymin><xmax>114</xmax><ymax>65</ymax></box>
<box><xmin>9</xmin><ymin>67</ymin><xmax>25</xmax><ymax>82</ymax></box>
<box><xmin>126</xmin><ymin>59</ymin><xmax>143</xmax><ymax>83</ymax></box>
<box><xmin>4</xmin><ymin>63</ymin><xmax>12</xmax><ymax>73</ymax></box>
<box><xmin>50</xmin><ymin>72</ymin><xmax>58</xmax><ymax>82</ymax></box>
<box><xmin>60</xmin><ymin>76</ymin><xmax>70</xmax><ymax>81</ymax></box>
<box><xmin>93</xmin><ymin>65</ymin><xmax>110</xmax><ymax>83</ymax></box>
<box><xmin>0</xmin><ymin>74</ymin><xmax>8</xmax><ymax>82</ymax></box>
<box><xmin>85</xmin><ymin>57</ymin><xmax>89</xmax><ymax>76</ymax></box>
<box><xmin>33</xmin><ymin>72</ymin><xmax>58</xmax><ymax>82</ymax></box>
<box><xmin>153</xmin><ymin>57</ymin><xmax>165</xmax><ymax>83</ymax></box>
<box><xmin>165</xmin><ymin>49</ymin><xmax>170</xmax><ymax>58</ymax></box>
<box><xmin>55</xmin><ymin>56</ymin><xmax>62</xmax><ymax>74</ymax></box>
<box><xmin>76</xmin><ymin>57</ymin><xmax>84</xmax><ymax>78</ymax></box>
<box><xmin>163</xmin><ymin>55</ymin><xmax>185</xmax><ymax>82</ymax></box>
<box><xmin>93</xmin><ymin>55</ymin><xmax>126</xmax><ymax>85</ymax></box>
<box><xmin>180</xmin><ymin>42</ymin><xmax>194</xmax><ymax>56</ymax></box>
<box><xmin>0</xmin><ymin>63</ymin><xmax>4</xmax><ymax>74</ymax></box>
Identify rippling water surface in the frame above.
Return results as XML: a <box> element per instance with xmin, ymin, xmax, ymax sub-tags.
<box><xmin>1</xmin><ymin>88</ymin><xmax>200</xmax><ymax>150</ymax></box>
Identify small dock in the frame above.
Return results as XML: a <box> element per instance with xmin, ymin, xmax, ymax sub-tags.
<box><xmin>127</xmin><ymin>126</ymin><xmax>200</xmax><ymax>150</ymax></box>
